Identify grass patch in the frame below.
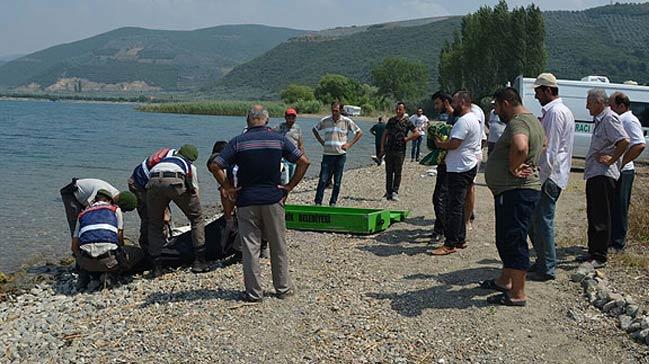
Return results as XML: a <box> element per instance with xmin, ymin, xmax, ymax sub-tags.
<box><xmin>627</xmin><ymin>181</ymin><xmax>649</xmax><ymax>246</ymax></box>
<box><xmin>136</xmin><ymin>100</ymin><xmax>290</xmax><ymax>117</ymax></box>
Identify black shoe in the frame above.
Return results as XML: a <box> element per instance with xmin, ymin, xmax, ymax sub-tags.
<box><xmin>527</xmin><ymin>271</ymin><xmax>555</xmax><ymax>282</ymax></box>
<box><xmin>149</xmin><ymin>263</ymin><xmax>164</xmax><ymax>279</ymax></box>
<box><xmin>277</xmin><ymin>289</ymin><xmax>295</xmax><ymax>299</ymax></box>
<box><xmin>575</xmin><ymin>254</ymin><xmax>594</xmax><ymax>263</ymax></box>
<box><xmin>76</xmin><ymin>270</ymin><xmax>91</xmax><ymax>290</ymax></box>
<box><xmin>528</xmin><ymin>261</ymin><xmax>538</xmax><ymax>273</ymax></box>
<box><xmin>191</xmin><ymin>258</ymin><xmax>209</xmax><ymax>273</ymax></box>
<box><xmin>240</xmin><ymin>293</ymin><xmax>263</xmax><ymax>303</ymax></box>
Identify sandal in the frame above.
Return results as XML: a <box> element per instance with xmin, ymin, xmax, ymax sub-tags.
<box><xmin>431</xmin><ymin>246</ymin><xmax>457</xmax><ymax>256</ymax></box>
<box><xmin>486</xmin><ymin>293</ymin><xmax>526</xmax><ymax>307</ymax></box>
<box><xmin>478</xmin><ymin>279</ymin><xmax>508</xmax><ymax>293</ymax></box>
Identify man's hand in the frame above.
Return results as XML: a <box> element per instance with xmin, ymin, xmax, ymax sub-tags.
<box><xmin>220</xmin><ymin>186</ymin><xmax>241</xmax><ymax>202</ymax></box>
<box><xmin>511</xmin><ymin>163</ymin><xmax>533</xmax><ymax>178</ymax></box>
<box><xmin>341</xmin><ymin>143</ymin><xmax>352</xmax><ymax>151</ymax></box>
<box><xmin>598</xmin><ymin>154</ymin><xmax>614</xmax><ymax>166</ymax></box>
<box><xmin>277</xmin><ymin>184</ymin><xmax>294</xmax><ymax>204</ymax></box>
<box><xmin>434</xmin><ymin>137</ymin><xmax>444</xmax><ymax>148</ymax></box>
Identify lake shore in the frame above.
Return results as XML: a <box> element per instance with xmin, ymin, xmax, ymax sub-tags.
<box><xmin>1</xmin><ymin>162</ymin><xmax>648</xmax><ymax>362</ymax></box>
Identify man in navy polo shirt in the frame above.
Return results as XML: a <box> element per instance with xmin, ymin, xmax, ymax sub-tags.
<box><xmin>209</xmin><ymin>105</ymin><xmax>310</xmax><ymax>302</ymax></box>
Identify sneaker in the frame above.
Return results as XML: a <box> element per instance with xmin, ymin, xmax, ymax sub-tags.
<box><xmin>277</xmin><ymin>289</ymin><xmax>295</xmax><ymax>299</ymax></box>
<box><xmin>391</xmin><ymin>192</ymin><xmax>399</xmax><ymax>201</ymax></box>
<box><xmin>371</xmin><ymin>156</ymin><xmax>382</xmax><ymax>165</ymax></box>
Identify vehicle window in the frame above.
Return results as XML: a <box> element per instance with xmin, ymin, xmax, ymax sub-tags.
<box><xmin>630</xmin><ymin>102</ymin><xmax>649</xmax><ymax>128</ymax></box>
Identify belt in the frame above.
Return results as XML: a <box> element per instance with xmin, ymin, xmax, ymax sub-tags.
<box><xmin>150</xmin><ymin>172</ymin><xmax>185</xmax><ymax>178</ymax></box>
<box><xmin>81</xmin><ymin>250</ymin><xmax>115</xmax><ymax>260</ymax></box>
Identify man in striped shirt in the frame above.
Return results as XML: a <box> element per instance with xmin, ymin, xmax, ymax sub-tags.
<box><xmin>312</xmin><ymin>101</ymin><xmax>363</xmax><ymax>206</ymax></box>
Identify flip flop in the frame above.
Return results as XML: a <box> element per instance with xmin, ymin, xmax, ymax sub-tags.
<box><xmin>431</xmin><ymin>246</ymin><xmax>457</xmax><ymax>256</ymax></box>
<box><xmin>479</xmin><ymin>279</ymin><xmax>508</xmax><ymax>293</ymax></box>
<box><xmin>486</xmin><ymin>293</ymin><xmax>526</xmax><ymax>307</ymax></box>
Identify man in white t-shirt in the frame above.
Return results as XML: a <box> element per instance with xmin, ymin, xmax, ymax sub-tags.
<box><xmin>609</xmin><ymin>91</ymin><xmax>646</xmax><ymax>251</ymax></box>
<box><xmin>465</xmin><ymin>103</ymin><xmax>487</xmax><ymax>229</ymax></box>
<box><xmin>432</xmin><ymin>91</ymin><xmax>482</xmax><ymax>255</ymax></box>
<box><xmin>409</xmin><ymin>107</ymin><xmax>429</xmax><ymax>162</ymax></box>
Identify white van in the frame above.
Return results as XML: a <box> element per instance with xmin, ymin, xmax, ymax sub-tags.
<box><xmin>343</xmin><ymin>105</ymin><xmax>362</xmax><ymax>116</ymax></box>
<box><xmin>514</xmin><ymin>75</ymin><xmax>649</xmax><ymax>161</ymax></box>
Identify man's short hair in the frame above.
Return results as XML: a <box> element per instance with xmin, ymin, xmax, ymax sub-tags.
<box><xmin>211</xmin><ymin>140</ymin><xmax>228</xmax><ymax>154</ymax></box>
<box><xmin>587</xmin><ymin>88</ymin><xmax>608</xmax><ymax>103</ymax></box>
<box><xmin>247</xmin><ymin>104</ymin><xmax>269</xmax><ymax>123</ymax></box>
<box><xmin>537</xmin><ymin>85</ymin><xmax>559</xmax><ymax>96</ymax></box>
<box><xmin>396</xmin><ymin>101</ymin><xmax>406</xmax><ymax>108</ymax></box>
<box><xmin>493</xmin><ymin>87</ymin><xmax>522</xmax><ymax>106</ymax></box>
<box><xmin>611</xmin><ymin>92</ymin><xmax>631</xmax><ymax>108</ymax></box>
<box><xmin>431</xmin><ymin>91</ymin><xmax>452</xmax><ymax>104</ymax></box>
<box><xmin>331</xmin><ymin>101</ymin><xmax>343</xmax><ymax>110</ymax></box>
<box><xmin>453</xmin><ymin>90</ymin><xmax>472</xmax><ymax>105</ymax></box>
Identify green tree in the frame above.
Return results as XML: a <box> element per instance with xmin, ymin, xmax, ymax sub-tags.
<box><xmin>314</xmin><ymin>74</ymin><xmax>364</xmax><ymax>105</ymax></box>
<box><xmin>280</xmin><ymin>84</ymin><xmax>315</xmax><ymax>103</ymax></box>
<box><xmin>371</xmin><ymin>57</ymin><xmax>429</xmax><ymax>102</ymax></box>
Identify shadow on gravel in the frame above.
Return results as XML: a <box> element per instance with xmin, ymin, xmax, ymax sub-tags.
<box><xmin>358</xmin><ymin>228</ymin><xmax>431</xmax><ymax>256</ymax></box>
<box><xmin>404</xmin><ymin>216</ymin><xmax>435</xmax><ymax>227</ymax></box>
<box><xmin>368</xmin><ymin>268</ymin><xmax>501</xmax><ymax>316</ymax></box>
<box><xmin>341</xmin><ymin>196</ymin><xmax>383</xmax><ymax>203</ymax></box>
<box><xmin>141</xmin><ymin>288</ymin><xmax>240</xmax><ymax>307</ymax></box>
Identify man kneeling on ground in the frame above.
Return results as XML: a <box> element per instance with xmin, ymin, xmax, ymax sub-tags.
<box><xmin>72</xmin><ymin>189</ymin><xmax>141</xmax><ymax>290</ymax></box>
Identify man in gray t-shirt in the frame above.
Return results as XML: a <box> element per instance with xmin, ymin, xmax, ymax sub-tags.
<box><xmin>577</xmin><ymin>89</ymin><xmax>629</xmax><ymax>266</ymax></box>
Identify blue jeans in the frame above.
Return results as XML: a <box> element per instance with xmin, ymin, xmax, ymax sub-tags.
<box><xmin>528</xmin><ymin>179</ymin><xmax>561</xmax><ymax>277</ymax></box>
<box><xmin>495</xmin><ymin>189</ymin><xmax>540</xmax><ymax>271</ymax></box>
<box><xmin>611</xmin><ymin>170</ymin><xmax>635</xmax><ymax>250</ymax></box>
<box><xmin>314</xmin><ymin>154</ymin><xmax>346</xmax><ymax>205</ymax></box>
<box><xmin>411</xmin><ymin>135</ymin><xmax>424</xmax><ymax>160</ymax></box>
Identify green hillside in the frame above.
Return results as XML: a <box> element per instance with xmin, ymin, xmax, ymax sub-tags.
<box><xmin>0</xmin><ymin>25</ymin><xmax>307</xmax><ymax>90</ymax></box>
<box><xmin>212</xmin><ymin>3</ymin><xmax>649</xmax><ymax>99</ymax></box>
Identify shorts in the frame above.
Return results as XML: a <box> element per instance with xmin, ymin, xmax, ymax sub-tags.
<box><xmin>494</xmin><ymin>189</ymin><xmax>540</xmax><ymax>271</ymax></box>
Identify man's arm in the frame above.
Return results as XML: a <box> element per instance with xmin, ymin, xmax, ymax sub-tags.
<box><xmin>283</xmin><ymin>154</ymin><xmax>310</xmax><ymax>193</ymax></box>
<box><xmin>621</xmin><ymin>143</ymin><xmax>646</xmax><ymax>167</ymax></box>
<box><xmin>509</xmin><ymin>133</ymin><xmax>532</xmax><ymax>178</ymax></box>
<box><xmin>379</xmin><ymin>131</ymin><xmax>388</xmax><ymax>157</ymax></box>
<box><xmin>598</xmin><ymin>138</ymin><xmax>630</xmax><ymax>166</ymax></box>
<box><xmin>343</xmin><ymin>130</ymin><xmax>363</xmax><ymax>150</ymax></box>
<box><xmin>209</xmin><ymin>163</ymin><xmax>238</xmax><ymax>202</ymax></box>
<box><xmin>117</xmin><ymin>230</ymin><xmax>124</xmax><ymax>246</ymax></box>
<box><xmin>312</xmin><ymin>128</ymin><xmax>325</xmax><ymax>146</ymax></box>
<box><xmin>404</xmin><ymin>129</ymin><xmax>422</xmax><ymax>143</ymax></box>
<box><xmin>435</xmin><ymin>137</ymin><xmax>463</xmax><ymax>150</ymax></box>
<box><xmin>298</xmin><ymin>134</ymin><xmax>305</xmax><ymax>153</ymax></box>
<box><xmin>71</xmin><ymin>237</ymin><xmax>79</xmax><ymax>257</ymax></box>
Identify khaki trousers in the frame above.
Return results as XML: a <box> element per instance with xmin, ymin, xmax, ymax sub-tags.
<box><xmin>146</xmin><ymin>176</ymin><xmax>204</xmax><ymax>258</ymax></box>
<box><xmin>237</xmin><ymin>203</ymin><xmax>292</xmax><ymax>300</ymax></box>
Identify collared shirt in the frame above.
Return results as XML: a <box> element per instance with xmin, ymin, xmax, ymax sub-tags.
<box><xmin>471</xmin><ymin>104</ymin><xmax>487</xmax><ymax>141</ymax></box>
<box><xmin>313</xmin><ymin>115</ymin><xmax>361</xmax><ymax>155</ymax></box>
<box><xmin>274</xmin><ymin>122</ymin><xmax>303</xmax><ymax>149</ymax></box>
<box><xmin>409</xmin><ymin>114</ymin><xmax>429</xmax><ymax>135</ymax></box>
<box><xmin>445</xmin><ymin>112</ymin><xmax>482</xmax><ymax>173</ymax></box>
<box><xmin>584</xmin><ymin>107</ymin><xmax>629</xmax><ymax>180</ymax></box>
<box><xmin>618</xmin><ymin>110</ymin><xmax>646</xmax><ymax>172</ymax></box>
<box><xmin>73</xmin><ymin>201</ymin><xmax>123</xmax><ymax>257</ymax></box>
<box><xmin>487</xmin><ymin>110</ymin><xmax>506</xmax><ymax>143</ymax></box>
<box><xmin>538</xmin><ymin>98</ymin><xmax>575</xmax><ymax>189</ymax></box>
<box><xmin>73</xmin><ymin>179</ymin><xmax>120</xmax><ymax>207</ymax></box>
<box><xmin>214</xmin><ymin>125</ymin><xmax>303</xmax><ymax>207</ymax></box>
<box><xmin>384</xmin><ymin>115</ymin><xmax>416</xmax><ymax>153</ymax></box>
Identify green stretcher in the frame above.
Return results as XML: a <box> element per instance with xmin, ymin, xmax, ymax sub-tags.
<box><xmin>284</xmin><ymin>204</ymin><xmax>410</xmax><ymax>234</ymax></box>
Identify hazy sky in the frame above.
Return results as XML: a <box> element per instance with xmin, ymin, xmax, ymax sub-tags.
<box><xmin>0</xmin><ymin>0</ymin><xmax>624</xmax><ymax>56</ymax></box>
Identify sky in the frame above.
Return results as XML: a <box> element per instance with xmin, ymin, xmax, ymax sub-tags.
<box><xmin>0</xmin><ymin>0</ymin><xmax>627</xmax><ymax>56</ymax></box>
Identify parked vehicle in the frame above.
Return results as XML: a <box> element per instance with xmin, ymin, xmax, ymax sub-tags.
<box><xmin>343</xmin><ymin>105</ymin><xmax>362</xmax><ymax>116</ymax></box>
<box><xmin>514</xmin><ymin>75</ymin><xmax>649</xmax><ymax>160</ymax></box>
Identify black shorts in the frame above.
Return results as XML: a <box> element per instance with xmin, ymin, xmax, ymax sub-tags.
<box><xmin>494</xmin><ymin>189</ymin><xmax>540</xmax><ymax>271</ymax></box>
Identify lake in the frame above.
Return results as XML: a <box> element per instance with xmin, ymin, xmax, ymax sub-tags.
<box><xmin>0</xmin><ymin>99</ymin><xmax>380</xmax><ymax>272</ymax></box>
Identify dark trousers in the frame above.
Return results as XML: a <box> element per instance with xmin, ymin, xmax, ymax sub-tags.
<box><xmin>611</xmin><ymin>170</ymin><xmax>635</xmax><ymax>250</ymax></box>
<box><xmin>385</xmin><ymin>151</ymin><xmax>406</xmax><ymax>195</ymax></box>
<box><xmin>60</xmin><ymin>178</ymin><xmax>83</xmax><ymax>237</ymax></box>
<box><xmin>432</xmin><ymin>163</ymin><xmax>448</xmax><ymax>235</ymax></box>
<box><xmin>315</xmin><ymin>154</ymin><xmax>346</xmax><ymax>205</ymax></box>
<box><xmin>128</xmin><ymin>178</ymin><xmax>149</xmax><ymax>248</ymax></box>
<box><xmin>586</xmin><ymin>175</ymin><xmax>616</xmax><ymax>262</ymax></box>
<box><xmin>444</xmin><ymin>166</ymin><xmax>477</xmax><ymax>247</ymax></box>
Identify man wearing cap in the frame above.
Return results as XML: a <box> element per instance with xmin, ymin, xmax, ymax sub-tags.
<box><xmin>312</xmin><ymin>101</ymin><xmax>363</xmax><ymax>206</ymax></box>
<box><xmin>527</xmin><ymin>72</ymin><xmax>575</xmax><ymax>281</ymax></box>
<box><xmin>60</xmin><ymin>178</ymin><xmax>137</xmax><ymax>236</ymax></box>
<box><xmin>577</xmin><ymin>89</ymin><xmax>629</xmax><ymax>267</ymax></box>
<box><xmin>274</xmin><ymin>108</ymin><xmax>304</xmax><ymax>184</ymax></box>
<box><xmin>71</xmin><ymin>189</ymin><xmax>142</xmax><ymax>290</ymax></box>
<box><xmin>146</xmin><ymin>144</ymin><xmax>208</xmax><ymax>276</ymax></box>
<box><xmin>609</xmin><ymin>91</ymin><xmax>646</xmax><ymax>251</ymax></box>
<box><xmin>210</xmin><ymin>104</ymin><xmax>310</xmax><ymax>302</ymax></box>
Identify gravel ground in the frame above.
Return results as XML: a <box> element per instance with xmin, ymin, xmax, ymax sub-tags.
<box><xmin>1</xmin><ymin>161</ymin><xmax>648</xmax><ymax>363</ymax></box>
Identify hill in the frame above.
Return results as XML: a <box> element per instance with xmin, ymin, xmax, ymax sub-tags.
<box><xmin>0</xmin><ymin>25</ymin><xmax>307</xmax><ymax>91</ymax></box>
<box><xmin>212</xmin><ymin>3</ymin><xmax>649</xmax><ymax>99</ymax></box>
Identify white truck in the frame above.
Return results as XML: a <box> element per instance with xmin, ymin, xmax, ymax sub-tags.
<box><xmin>514</xmin><ymin>75</ymin><xmax>649</xmax><ymax>161</ymax></box>
<box><xmin>343</xmin><ymin>105</ymin><xmax>362</xmax><ymax>116</ymax></box>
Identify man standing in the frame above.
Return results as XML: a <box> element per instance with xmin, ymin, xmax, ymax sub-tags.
<box><xmin>378</xmin><ymin>102</ymin><xmax>421</xmax><ymax>201</ymax></box>
<box><xmin>430</xmin><ymin>91</ymin><xmax>455</xmax><ymax>243</ymax></box>
<box><xmin>577</xmin><ymin>89</ymin><xmax>629</xmax><ymax>267</ymax></box>
<box><xmin>486</xmin><ymin>106</ymin><xmax>506</xmax><ymax>155</ymax></box>
<box><xmin>432</xmin><ymin>91</ymin><xmax>482</xmax><ymax>255</ymax></box>
<box><xmin>464</xmin><ymin>103</ymin><xmax>487</xmax><ymax>230</ymax></box>
<box><xmin>370</xmin><ymin>117</ymin><xmax>386</xmax><ymax>165</ymax></box>
<box><xmin>312</xmin><ymin>101</ymin><xmax>363</xmax><ymax>206</ymax></box>
<box><xmin>482</xmin><ymin>87</ymin><xmax>545</xmax><ymax>306</ymax></box>
<box><xmin>60</xmin><ymin>178</ymin><xmax>136</xmax><ymax>236</ymax></box>
<box><xmin>147</xmin><ymin>144</ymin><xmax>208</xmax><ymax>276</ymax></box>
<box><xmin>528</xmin><ymin>73</ymin><xmax>575</xmax><ymax>281</ymax></box>
<box><xmin>210</xmin><ymin>105</ymin><xmax>310</xmax><ymax>302</ymax></box>
<box><xmin>275</xmin><ymin>108</ymin><xmax>305</xmax><ymax>184</ymax></box>
<box><xmin>609</xmin><ymin>92</ymin><xmax>646</xmax><ymax>251</ymax></box>
<box><xmin>409</xmin><ymin>107</ymin><xmax>429</xmax><ymax>162</ymax></box>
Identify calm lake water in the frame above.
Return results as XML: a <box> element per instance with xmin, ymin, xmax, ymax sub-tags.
<box><xmin>0</xmin><ymin>99</ymin><xmax>379</xmax><ymax>272</ymax></box>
